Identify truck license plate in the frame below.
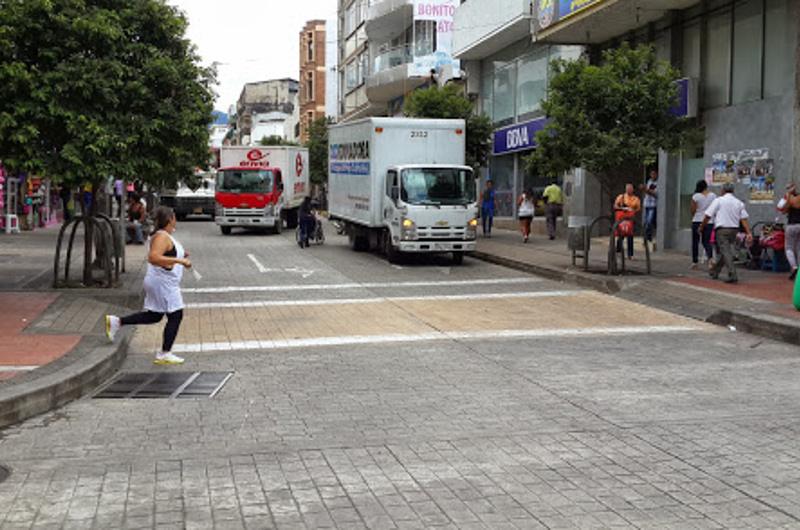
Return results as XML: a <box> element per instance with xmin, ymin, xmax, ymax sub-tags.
<box><xmin>193</xmin><ymin>207</ymin><xmax>203</xmax><ymax>214</ymax></box>
<box><xmin>434</xmin><ymin>243</ymin><xmax>448</xmax><ymax>251</ymax></box>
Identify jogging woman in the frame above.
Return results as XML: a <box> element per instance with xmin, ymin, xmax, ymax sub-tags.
<box><xmin>105</xmin><ymin>206</ymin><xmax>191</xmax><ymax>365</ymax></box>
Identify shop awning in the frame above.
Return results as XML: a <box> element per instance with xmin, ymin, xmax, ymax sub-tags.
<box><xmin>533</xmin><ymin>0</ymin><xmax>697</xmax><ymax>44</ymax></box>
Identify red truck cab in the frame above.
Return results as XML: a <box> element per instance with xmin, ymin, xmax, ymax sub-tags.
<box><xmin>215</xmin><ymin>166</ymin><xmax>284</xmax><ymax>235</ymax></box>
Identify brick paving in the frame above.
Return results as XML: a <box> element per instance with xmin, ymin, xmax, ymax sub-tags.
<box><xmin>0</xmin><ymin>221</ymin><xmax>799</xmax><ymax>529</ymax></box>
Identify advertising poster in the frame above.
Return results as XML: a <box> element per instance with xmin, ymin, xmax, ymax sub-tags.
<box><xmin>711</xmin><ymin>153</ymin><xmax>736</xmax><ymax>183</ymax></box>
<box><xmin>749</xmin><ymin>157</ymin><xmax>775</xmax><ymax>203</ymax></box>
<box><xmin>412</xmin><ymin>0</ymin><xmax>460</xmax><ymax>77</ymax></box>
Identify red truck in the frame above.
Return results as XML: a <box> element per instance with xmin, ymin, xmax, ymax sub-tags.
<box><xmin>215</xmin><ymin>146</ymin><xmax>310</xmax><ymax>235</ymax></box>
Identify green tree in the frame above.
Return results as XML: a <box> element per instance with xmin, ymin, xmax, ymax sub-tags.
<box><xmin>403</xmin><ymin>84</ymin><xmax>492</xmax><ymax>172</ymax></box>
<box><xmin>0</xmin><ymin>0</ymin><xmax>214</xmax><ymax>286</ymax></box>
<box><xmin>524</xmin><ymin>44</ymin><xmax>699</xmax><ymax>200</ymax></box>
<box><xmin>258</xmin><ymin>135</ymin><xmax>298</xmax><ymax>146</ymax></box>
<box><xmin>305</xmin><ymin>117</ymin><xmax>331</xmax><ymax>186</ymax></box>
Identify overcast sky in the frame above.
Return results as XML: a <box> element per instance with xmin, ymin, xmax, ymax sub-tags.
<box><xmin>167</xmin><ymin>0</ymin><xmax>338</xmax><ymax>113</ymax></box>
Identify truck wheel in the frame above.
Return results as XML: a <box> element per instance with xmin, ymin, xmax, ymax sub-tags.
<box><xmin>273</xmin><ymin>219</ymin><xmax>282</xmax><ymax>235</ymax></box>
<box><xmin>220</xmin><ymin>226</ymin><xmax>232</xmax><ymax>235</ymax></box>
<box><xmin>383</xmin><ymin>232</ymin><xmax>401</xmax><ymax>263</ymax></box>
<box><xmin>452</xmin><ymin>252</ymin><xmax>465</xmax><ymax>265</ymax></box>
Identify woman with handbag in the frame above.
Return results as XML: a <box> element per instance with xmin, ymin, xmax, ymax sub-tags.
<box><xmin>104</xmin><ymin>206</ymin><xmax>192</xmax><ymax>365</ymax></box>
<box><xmin>614</xmin><ymin>183</ymin><xmax>641</xmax><ymax>260</ymax></box>
<box><xmin>517</xmin><ymin>189</ymin><xmax>535</xmax><ymax>243</ymax></box>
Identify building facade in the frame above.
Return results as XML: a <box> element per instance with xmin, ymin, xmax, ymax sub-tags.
<box><xmin>299</xmin><ymin>20</ymin><xmax>329</xmax><ymax>143</ymax></box>
<box><xmin>337</xmin><ymin>0</ymin><xmax>463</xmax><ymax>122</ymax></box>
<box><xmin>530</xmin><ymin>0</ymin><xmax>799</xmax><ymax>250</ymax></box>
<box><xmin>233</xmin><ymin>78</ymin><xmax>299</xmax><ymax>145</ymax></box>
<box><xmin>453</xmin><ymin>0</ymin><xmax>582</xmax><ymax>218</ymax></box>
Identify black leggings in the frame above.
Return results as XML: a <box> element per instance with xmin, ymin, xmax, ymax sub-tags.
<box><xmin>120</xmin><ymin>310</ymin><xmax>183</xmax><ymax>352</ymax></box>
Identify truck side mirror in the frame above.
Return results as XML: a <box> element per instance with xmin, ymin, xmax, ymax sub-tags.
<box><xmin>390</xmin><ymin>186</ymin><xmax>399</xmax><ymax>202</ymax></box>
<box><xmin>203</xmin><ymin>181</ymin><xmax>209</xmax><ymax>189</ymax></box>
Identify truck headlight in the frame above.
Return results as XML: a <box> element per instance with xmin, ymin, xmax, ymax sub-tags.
<box><xmin>215</xmin><ymin>204</ymin><xmax>223</xmax><ymax>217</ymax></box>
<box><xmin>468</xmin><ymin>218</ymin><xmax>478</xmax><ymax>228</ymax></box>
<box><xmin>264</xmin><ymin>204</ymin><xmax>274</xmax><ymax>216</ymax></box>
<box><xmin>466</xmin><ymin>218</ymin><xmax>478</xmax><ymax>239</ymax></box>
<box><xmin>401</xmin><ymin>218</ymin><xmax>418</xmax><ymax>240</ymax></box>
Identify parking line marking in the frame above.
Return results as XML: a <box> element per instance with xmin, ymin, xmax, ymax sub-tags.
<box><xmin>171</xmin><ymin>325</ymin><xmax>705</xmax><ymax>353</ymax></box>
<box><xmin>183</xmin><ymin>277</ymin><xmax>543</xmax><ymax>294</ymax></box>
<box><xmin>185</xmin><ymin>290</ymin><xmax>582</xmax><ymax>309</ymax></box>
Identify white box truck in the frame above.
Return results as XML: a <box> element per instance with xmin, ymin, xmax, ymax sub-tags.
<box><xmin>215</xmin><ymin>146</ymin><xmax>309</xmax><ymax>234</ymax></box>
<box><xmin>328</xmin><ymin>118</ymin><xmax>478</xmax><ymax>264</ymax></box>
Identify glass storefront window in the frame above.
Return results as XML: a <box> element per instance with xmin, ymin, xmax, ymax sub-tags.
<box><xmin>480</xmin><ymin>73</ymin><xmax>493</xmax><ymax>118</ymax></box>
<box><xmin>516</xmin><ymin>51</ymin><xmax>548</xmax><ymax>120</ymax></box>
<box><xmin>492</xmin><ymin>64</ymin><xmax>515</xmax><ymax>127</ymax></box>
<box><xmin>702</xmin><ymin>9</ymin><xmax>731</xmax><ymax>108</ymax></box>
<box><xmin>732</xmin><ymin>0</ymin><xmax>763</xmax><ymax>104</ymax></box>
<box><xmin>764</xmin><ymin>0</ymin><xmax>792</xmax><ymax>97</ymax></box>
<box><xmin>489</xmin><ymin>154</ymin><xmax>515</xmax><ymax>217</ymax></box>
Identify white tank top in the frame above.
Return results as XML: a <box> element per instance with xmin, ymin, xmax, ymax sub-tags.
<box><xmin>142</xmin><ymin>231</ymin><xmax>185</xmax><ymax>313</ymax></box>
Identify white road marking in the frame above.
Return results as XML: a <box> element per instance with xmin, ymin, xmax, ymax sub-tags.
<box><xmin>192</xmin><ymin>269</ymin><xmax>202</xmax><ymax>281</ymax></box>
<box><xmin>247</xmin><ymin>253</ymin><xmax>268</xmax><ymax>273</ymax></box>
<box><xmin>172</xmin><ymin>325</ymin><xmax>705</xmax><ymax>353</ymax></box>
<box><xmin>183</xmin><ymin>277</ymin><xmax>542</xmax><ymax>294</ymax></box>
<box><xmin>0</xmin><ymin>365</ymin><xmax>38</xmax><ymax>371</ymax></box>
<box><xmin>285</xmin><ymin>266</ymin><xmax>315</xmax><ymax>279</ymax></box>
<box><xmin>185</xmin><ymin>290</ymin><xmax>582</xmax><ymax>309</ymax></box>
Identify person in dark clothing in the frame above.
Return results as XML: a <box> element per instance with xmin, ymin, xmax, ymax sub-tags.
<box><xmin>298</xmin><ymin>196</ymin><xmax>316</xmax><ymax>248</ymax></box>
<box><xmin>59</xmin><ymin>186</ymin><xmax>72</xmax><ymax>222</ymax></box>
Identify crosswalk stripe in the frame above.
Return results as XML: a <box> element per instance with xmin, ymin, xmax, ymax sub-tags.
<box><xmin>171</xmin><ymin>325</ymin><xmax>705</xmax><ymax>353</ymax></box>
<box><xmin>185</xmin><ymin>290</ymin><xmax>582</xmax><ymax>309</ymax></box>
<box><xmin>182</xmin><ymin>277</ymin><xmax>542</xmax><ymax>294</ymax></box>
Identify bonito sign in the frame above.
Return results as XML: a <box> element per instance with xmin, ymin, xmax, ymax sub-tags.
<box><xmin>412</xmin><ymin>0</ymin><xmax>460</xmax><ymax>78</ymax></box>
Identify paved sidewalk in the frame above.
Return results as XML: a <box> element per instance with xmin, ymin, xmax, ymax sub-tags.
<box><xmin>474</xmin><ymin>228</ymin><xmax>799</xmax><ymax>343</ymax></box>
<box><xmin>0</xmin><ymin>226</ymin><xmax>147</xmax><ymax>426</ymax></box>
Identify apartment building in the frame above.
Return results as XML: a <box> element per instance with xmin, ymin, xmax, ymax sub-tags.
<box><xmin>299</xmin><ymin>20</ymin><xmax>328</xmax><ymax>143</ymax></box>
<box><xmin>338</xmin><ymin>0</ymin><xmax>463</xmax><ymax>122</ymax></box>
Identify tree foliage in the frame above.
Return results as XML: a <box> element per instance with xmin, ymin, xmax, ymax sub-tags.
<box><xmin>0</xmin><ymin>0</ymin><xmax>215</xmax><ymax>191</ymax></box>
<box><xmin>305</xmin><ymin>116</ymin><xmax>331</xmax><ymax>186</ymax></box>
<box><xmin>258</xmin><ymin>135</ymin><xmax>299</xmax><ymax>146</ymax></box>
<box><xmin>524</xmin><ymin>44</ymin><xmax>699</xmax><ymax>197</ymax></box>
<box><xmin>403</xmin><ymin>84</ymin><xmax>492</xmax><ymax>172</ymax></box>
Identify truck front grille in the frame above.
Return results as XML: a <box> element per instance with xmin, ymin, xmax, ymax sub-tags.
<box><xmin>223</xmin><ymin>207</ymin><xmax>267</xmax><ymax>217</ymax></box>
<box><xmin>416</xmin><ymin>227</ymin><xmax>468</xmax><ymax>240</ymax></box>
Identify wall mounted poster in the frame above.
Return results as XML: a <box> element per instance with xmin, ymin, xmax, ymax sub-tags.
<box><xmin>710</xmin><ymin>149</ymin><xmax>775</xmax><ymax>203</ymax></box>
<box><xmin>711</xmin><ymin>153</ymin><xmax>736</xmax><ymax>183</ymax></box>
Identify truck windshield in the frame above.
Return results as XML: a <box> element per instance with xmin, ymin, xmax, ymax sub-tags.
<box><xmin>400</xmin><ymin>168</ymin><xmax>475</xmax><ymax>205</ymax></box>
<box><xmin>217</xmin><ymin>170</ymin><xmax>273</xmax><ymax>193</ymax></box>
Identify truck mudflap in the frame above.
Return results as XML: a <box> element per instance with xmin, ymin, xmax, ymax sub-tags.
<box><xmin>215</xmin><ymin>216</ymin><xmax>279</xmax><ymax>227</ymax></box>
<box><xmin>397</xmin><ymin>241</ymin><xmax>477</xmax><ymax>253</ymax></box>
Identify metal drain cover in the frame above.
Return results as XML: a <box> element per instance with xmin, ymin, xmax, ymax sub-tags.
<box><xmin>0</xmin><ymin>465</ymin><xmax>9</xmax><ymax>484</ymax></box>
<box><xmin>94</xmin><ymin>372</ymin><xmax>232</xmax><ymax>399</ymax></box>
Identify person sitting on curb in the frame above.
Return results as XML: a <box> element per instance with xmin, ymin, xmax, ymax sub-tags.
<box><xmin>700</xmin><ymin>182</ymin><xmax>752</xmax><ymax>284</ymax></box>
<box><xmin>126</xmin><ymin>194</ymin><xmax>146</xmax><ymax>244</ymax></box>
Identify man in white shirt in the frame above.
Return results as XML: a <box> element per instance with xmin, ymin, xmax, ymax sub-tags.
<box><xmin>700</xmin><ymin>182</ymin><xmax>752</xmax><ymax>283</ymax></box>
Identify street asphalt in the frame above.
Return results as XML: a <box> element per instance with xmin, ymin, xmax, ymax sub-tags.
<box><xmin>1</xmin><ymin>219</ymin><xmax>799</xmax><ymax>529</ymax></box>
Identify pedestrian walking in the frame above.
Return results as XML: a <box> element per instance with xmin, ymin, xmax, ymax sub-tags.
<box><xmin>701</xmin><ymin>182</ymin><xmax>752</xmax><ymax>284</ymax></box>
<box><xmin>542</xmin><ymin>180</ymin><xmax>563</xmax><ymax>240</ymax></box>
<box><xmin>690</xmin><ymin>180</ymin><xmax>716</xmax><ymax>270</ymax></box>
<box><xmin>778</xmin><ymin>182</ymin><xmax>800</xmax><ymax>280</ymax></box>
<box><xmin>640</xmin><ymin>168</ymin><xmax>658</xmax><ymax>249</ymax></box>
<box><xmin>480</xmin><ymin>180</ymin><xmax>495</xmax><ymax>237</ymax></box>
<box><xmin>298</xmin><ymin>196</ymin><xmax>315</xmax><ymax>248</ymax></box>
<box><xmin>614</xmin><ymin>183</ymin><xmax>641</xmax><ymax>260</ymax></box>
<box><xmin>104</xmin><ymin>206</ymin><xmax>191</xmax><ymax>365</ymax></box>
<box><xmin>517</xmin><ymin>189</ymin><xmax>535</xmax><ymax>243</ymax></box>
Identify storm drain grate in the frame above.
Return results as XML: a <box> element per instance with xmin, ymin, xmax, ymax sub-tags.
<box><xmin>0</xmin><ymin>465</ymin><xmax>9</xmax><ymax>484</ymax></box>
<box><xmin>93</xmin><ymin>372</ymin><xmax>233</xmax><ymax>399</ymax></box>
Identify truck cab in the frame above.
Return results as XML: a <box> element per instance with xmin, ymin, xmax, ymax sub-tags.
<box><xmin>214</xmin><ymin>166</ymin><xmax>284</xmax><ymax>235</ymax></box>
<box><xmin>382</xmin><ymin>164</ymin><xmax>478</xmax><ymax>262</ymax></box>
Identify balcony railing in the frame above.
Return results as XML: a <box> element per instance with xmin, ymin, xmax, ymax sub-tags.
<box><xmin>372</xmin><ymin>45</ymin><xmax>413</xmax><ymax>74</ymax></box>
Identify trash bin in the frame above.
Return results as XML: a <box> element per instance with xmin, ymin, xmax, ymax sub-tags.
<box><xmin>567</xmin><ymin>216</ymin><xmax>591</xmax><ymax>251</ymax></box>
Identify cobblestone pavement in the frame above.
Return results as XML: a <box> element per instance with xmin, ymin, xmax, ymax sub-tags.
<box><xmin>1</xmin><ymin>221</ymin><xmax>800</xmax><ymax>529</ymax></box>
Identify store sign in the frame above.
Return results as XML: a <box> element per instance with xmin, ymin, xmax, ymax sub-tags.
<box><xmin>536</xmin><ymin>0</ymin><xmax>607</xmax><ymax>29</ymax></box>
<box><xmin>493</xmin><ymin>117</ymin><xmax>548</xmax><ymax>156</ymax></box>
<box><xmin>412</xmin><ymin>0</ymin><xmax>460</xmax><ymax>77</ymax></box>
<box><xmin>670</xmin><ymin>78</ymin><xmax>698</xmax><ymax>118</ymax></box>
